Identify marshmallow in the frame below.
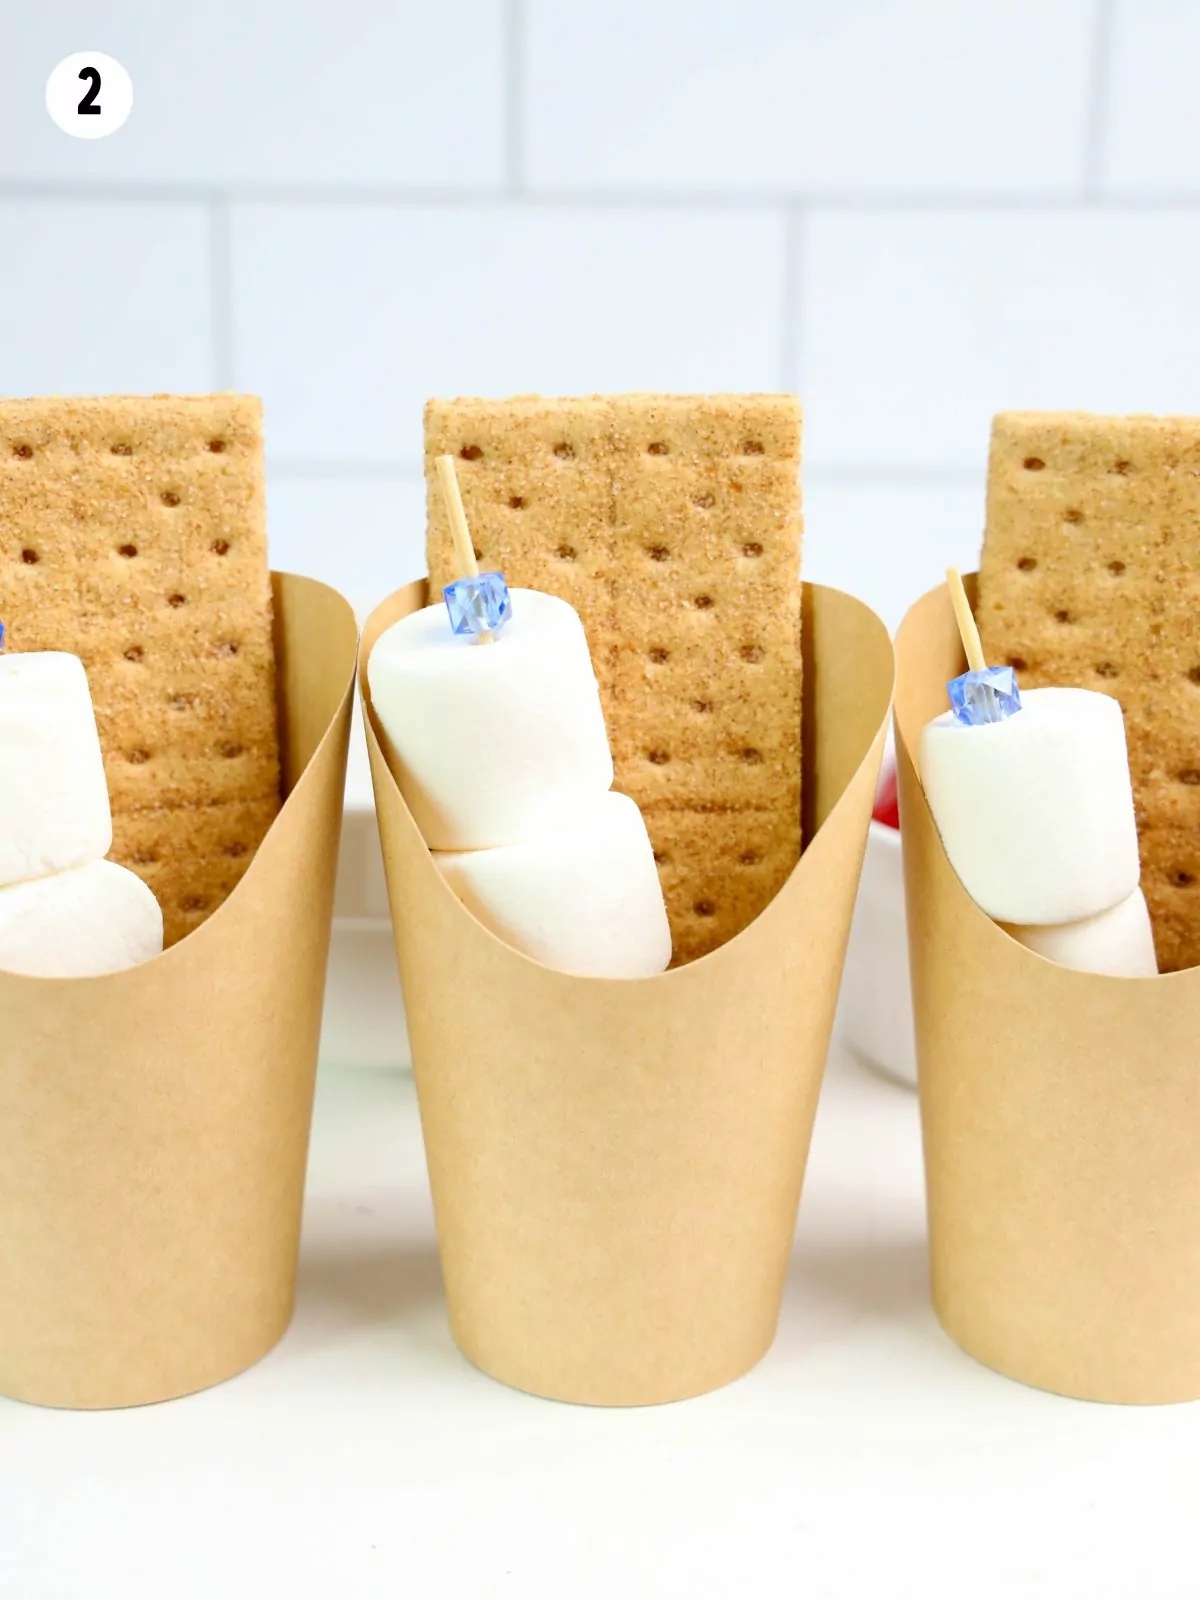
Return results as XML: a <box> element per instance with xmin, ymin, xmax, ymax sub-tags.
<box><xmin>920</xmin><ymin>687</ymin><xmax>1141</xmax><ymax>925</ymax></box>
<box><xmin>368</xmin><ymin>588</ymin><xmax>614</xmax><ymax>850</ymax></box>
<box><xmin>1001</xmin><ymin>888</ymin><xmax>1158</xmax><ymax>978</ymax></box>
<box><xmin>434</xmin><ymin>791</ymin><xmax>671</xmax><ymax>978</ymax></box>
<box><xmin>0</xmin><ymin>652</ymin><xmax>112</xmax><ymax>887</ymax></box>
<box><xmin>0</xmin><ymin>861</ymin><xmax>163</xmax><ymax>979</ymax></box>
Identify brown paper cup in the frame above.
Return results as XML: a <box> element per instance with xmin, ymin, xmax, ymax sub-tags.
<box><xmin>0</xmin><ymin>574</ymin><xmax>357</xmax><ymax>1410</ymax></box>
<box><xmin>361</xmin><ymin>580</ymin><xmax>893</xmax><ymax>1406</ymax></box>
<box><xmin>896</xmin><ymin>574</ymin><xmax>1200</xmax><ymax>1405</ymax></box>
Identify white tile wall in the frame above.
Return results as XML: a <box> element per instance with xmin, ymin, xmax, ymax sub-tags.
<box><xmin>0</xmin><ymin>1</ymin><xmax>507</xmax><ymax>188</ymax></box>
<box><xmin>1105</xmin><ymin>1</ymin><xmax>1200</xmax><ymax>192</ymax></box>
<box><xmin>524</xmin><ymin>0</ymin><xmax>1095</xmax><ymax>195</ymax></box>
<box><xmin>266</xmin><ymin>476</ymin><xmax>427</xmax><ymax>619</ymax></box>
<box><xmin>800</xmin><ymin>209</ymin><xmax>1200</xmax><ymax>474</ymax></box>
<box><xmin>803</xmin><ymin>481</ymin><xmax>984</xmax><ymax>632</ymax></box>
<box><xmin>0</xmin><ymin>0</ymin><xmax>1193</xmax><ymax>643</ymax></box>
<box><xmin>230</xmin><ymin>204</ymin><xmax>787</xmax><ymax>466</ymax></box>
<box><xmin>0</xmin><ymin>200</ymin><xmax>215</xmax><ymax>395</ymax></box>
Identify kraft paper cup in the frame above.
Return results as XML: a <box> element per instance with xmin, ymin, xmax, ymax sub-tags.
<box><xmin>362</xmin><ymin>580</ymin><xmax>893</xmax><ymax>1406</ymax></box>
<box><xmin>896</xmin><ymin>574</ymin><xmax>1200</xmax><ymax>1405</ymax></box>
<box><xmin>0</xmin><ymin>573</ymin><xmax>357</xmax><ymax>1410</ymax></box>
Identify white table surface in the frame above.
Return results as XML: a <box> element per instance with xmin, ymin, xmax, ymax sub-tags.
<box><xmin>4</xmin><ymin>1042</ymin><xmax>1198</xmax><ymax>1599</ymax></box>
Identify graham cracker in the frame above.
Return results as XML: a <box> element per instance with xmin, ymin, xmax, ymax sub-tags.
<box><xmin>0</xmin><ymin>395</ymin><xmax>281</xmax><ymax>947</ymax></box>
<box><xmin>425</xmin><ymin>394</ymin><xmax>803</xmax><ymax>964</ymax></box>
<box><xmin>977</xmin><ymin>410</ymin><xmax>1200</xmax><ymax>973</ymax></box>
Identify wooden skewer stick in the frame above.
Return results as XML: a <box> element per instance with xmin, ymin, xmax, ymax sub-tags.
<box><xmin>945</xmin><ymin>566</ymin><xmax>986</xmax><ymax>673</ymax></box>
<box><xmin>436</xmin><ymin>454</ymin><xmax>479</xmax><ymax>580</ymax></box>
<box><xmin>435</xmin><ymin>453</ymin><xmax>494</xmax><ymax>644</ymax></box>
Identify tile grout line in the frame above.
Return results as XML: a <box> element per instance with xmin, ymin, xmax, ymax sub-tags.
<box><xmin>1083</xmin><ymin>0</ymin><xmax>1116</xmax><ymax>199</ymax></box>
<box><xmin>4</xmin><ymin>179</ymin><xmax>1200</xmax><ymax>212</ymax></box>
<box><xmin>503</xmin><ymin>0</ymin><xmax>525</xmax><ymax>195</ymax></box>
<box><xmin>207</xmin><ymin>193</ymin><xmax>235</xmax><ymax>390</ymax></box>
<box><xmin>778</xmin><ymin>203</ymin><xmax>804</xmax><ymax>393</ymax></box>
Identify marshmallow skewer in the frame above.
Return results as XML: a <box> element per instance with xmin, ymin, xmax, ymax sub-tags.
<box><xmin>0</xmin><ymin>633</ymin><xmax>114</xmax><ymax>889</ymax></box>
<box><xmin>943</xmin><ymin>566</ymin><xmax>1021</xmax><ymax>727</ymax></box>
<box><xmin>435</xmin><ymin>453</ymin><xmax>479</xmax><ymax>580</ymax></box>
<box><xmin>434</xmin><ymin>791</ymin><xmax>671</xmax><ymax>979</ymax></box>
<box><xmin>369</xmin><ymin>469</ymin><xmax>671</xmax><ymax>972</ymax></box>
<box><xmin>0</xmin><ymin>860</ymin><xmax>163</xmax><ymax>979</ymax></box>
<box><xmin>922</xmin><ymin>570</ymin><xmax>1148</xmax><ymax>956</ymax></box>
<box><xmin>946</xmin><ymin>566</ymin><xmax>986</xmax><ymax>673</ymax></box>
<box><xmin>1001</xmin><ymin>888</ymin><xmax>1157</xmax><ymax>978</ymax></box>
<box><xmin>369</xmin><ymin>460</ymin><xmax>613</xmax><ymax>850</ymax></box>
<box><xmin>922</xmin><ymin>684</ymin><xmax>1142</xmax><ymax>926</ymax></box>
<box><xmin>0</xmin><ymin>618</ymin><xmax>165</xmax><ymax>975</ymax></box>
<box><xmin>435</xmin><ymin>454</ymin><xmax>498</xmax><ymax>646</ymax></box>
<box><xmin>369</xmin><ymin>589</ymin><xmax>614</xmax><ymax>849</ymax></box>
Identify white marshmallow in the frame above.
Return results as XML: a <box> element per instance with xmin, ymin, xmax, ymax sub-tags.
<box><xmin>1001</xmin><ymin>888</ymin><xmax>1158</xmax><ymax>978</ymax></box>
<box><xmin>434</xmin><ymin>791</ymin><xmax>671</xmax><ymax>978</ymax></box>
<box><xmin>368</xmin><ymin>589</ymin><xmax>614</xmax><ymax>850</ymax></box>
<box><xmin>0</xmin><ymin>652</ymin><xmax>112</xmax><ymax>887</ymax></box>
<box><xmin>919</xmin><ymin>686</ymin><xmax>1140</xmax><ymax>925</ymax></box>
<box><xmin>0</xmin><ymin>861</ymin><xmax>163</xmax><ymax>979</ymax></box>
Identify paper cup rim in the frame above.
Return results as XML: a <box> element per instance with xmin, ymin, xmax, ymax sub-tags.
<box><xmin>896</xmin><ymin>573</ymin><xmax>1187</xmax><ymax>989</ymax></box>
<box><xmin>361</xmin><ymin>577</ymin><xmax>895</xmax><ymax>985</ymax></box>
<box><xmin>0</xmin><ymin>571</ymin><xmax>359</xmax><ymax>989</ymax></box>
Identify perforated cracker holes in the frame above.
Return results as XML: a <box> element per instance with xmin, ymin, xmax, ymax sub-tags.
<box><xmin>424</xmin><ymin>393</ymin><xmax>803</xmax><ymax>963</ymax></box>
<box><xmin>979</xmin><ymin>409</ymin><xmax>1200</xmax><ymax>971</ymax></box>
<box><xmin>0</xmin><ymin>393</ymin><xmax>281</xmax><ymax>947</ymax></box>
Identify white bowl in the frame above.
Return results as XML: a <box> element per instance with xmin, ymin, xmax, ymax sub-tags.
<box><xmin>836</xmin><ymin>819</ymin><xmax>916</xmax><ymax>1087</ymax></box>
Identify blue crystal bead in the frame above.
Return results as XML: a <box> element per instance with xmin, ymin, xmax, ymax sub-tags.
<box><xmin>948</xmin><ymin>665</ymin><xmax>1021</xmax><ymax>726</ymax></box>
<box><xmin>0</xmin><ymin>620</ymin><xmax>6</xmax><ymax>653</ymax></box>
<box><xmin>444</xmin><ymin>571</ymin><xmax>512</xmax><ymax>637</ymax></box>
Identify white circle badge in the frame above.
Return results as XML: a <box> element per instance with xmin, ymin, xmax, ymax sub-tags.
<box><xmin>46</xmin><ymin>53</ymin><xmax>133</xmax><ymax>139</ymax></box>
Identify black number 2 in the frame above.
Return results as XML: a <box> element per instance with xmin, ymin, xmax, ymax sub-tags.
<box><xmin>77</xmin><ymin>67</ymin><xmax>101</xmax><ymax>115</ymax></box>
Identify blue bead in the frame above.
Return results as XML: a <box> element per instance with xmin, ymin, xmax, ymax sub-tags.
<box><xmin>0</xmin><ymin>620</ymin><xmax>6</xmax><ymax>653</ymax></box>
<box><xmin>443</xmin><ymin>572</ymin><xmax>512</xmax><ymax>637</ymax></box>
<box><xmin>948</xmin><ymin>665</ymin><xmax>1021</xmax><ymax>726</ymax></box>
